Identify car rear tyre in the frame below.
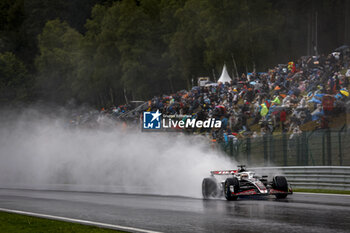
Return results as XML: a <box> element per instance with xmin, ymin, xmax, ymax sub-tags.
<box><xmin>224</xmin><ymin>178</ymin><xmax>239</xmax><ymax>201</ymax></box>
<box><xmin>273</xmin><ymin>176</ymin><xmax>288</xmax><ymax>199</ymax></box>
<box><xmin>202</xmin><ymin>178</ymin><xmax>218</xmax><ymax>199</ymax></box>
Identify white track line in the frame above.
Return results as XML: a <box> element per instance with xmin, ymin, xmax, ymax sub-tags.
<box><xmin>0</xmin><ymin>207</ymin><xmax>162</xmax><ymax>233</ymax></box>
<box><xmin>294</xmin><ymin>192</ymin><xmax>350</xmax><ymax>197</ymax></box>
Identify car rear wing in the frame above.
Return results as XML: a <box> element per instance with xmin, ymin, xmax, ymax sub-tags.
<box><xmin>210</xmin><ymin>170</ymin><xmax>238</xmax><ymax>175</ymax></box>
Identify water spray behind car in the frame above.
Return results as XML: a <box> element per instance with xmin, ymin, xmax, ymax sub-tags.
<box><xmin>0</xmin><ymin>107</ymin><xmax>237</xmax><ymax>198</ymax></box>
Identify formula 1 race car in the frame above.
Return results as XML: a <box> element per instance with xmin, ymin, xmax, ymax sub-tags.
<box><xmin>202</xmin><ymin>165</ymin><xmax>292</xmax><ymax>200</ymax></box>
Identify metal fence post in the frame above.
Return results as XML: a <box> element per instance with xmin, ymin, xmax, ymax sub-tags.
<box><xmin>269</xmin><ymin>134</ymin><xmax>274</xmax><ymax>165</ymax></box>
<box><xmin>327</xmin><ymin>129</ymin><xmax>332</xmax><ymax>165</ymax></box>
<box><xmin>236</xmin><ymin>141</ymin><xmax>240</xmax><ymax>161</ymax></box>
<box><xmin>263</xmin><ymin>134</ymin><xmax>268</xmax><ymax>166</ymax></box>
<box><xmin>338</xmin><ymin>130</ymin><xmax>342</xmax><ymax>166</ymax></box>
<box><xmin>296</xmin><ymin>135</ymin><xmax>301</xmax><ymax>166</ymax></box>
<box><xmin>322</xmin><ymin>131</ymin><xmax>326</xmax><ymax>165</ymax></box>
<box><xmin>302</xmin><ymin>132</ymin><xmax>308</xmax><ymax>165</ymax></box>
<box><xmin>246</xmin><ymin>137</ymin><xmax>251</xmax><ymax>165</ymax></box>
<box><xmin>338</xmin><ymin>125</ymin><xmax>345</xmax><ymax>166</ymax></box>
<box><xmin>283</xmin><ymin>133</ymin><xmax>287</xmax><ymax>166</ymax></box>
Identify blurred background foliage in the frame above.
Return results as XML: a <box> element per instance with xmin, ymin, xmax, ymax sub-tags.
<box><xmin>0</xmin><ymin>0</ymin><xmax>349</xmax><ymax>106</ymax></box>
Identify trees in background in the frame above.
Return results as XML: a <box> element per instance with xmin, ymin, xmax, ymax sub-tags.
<box><xmin>35</xmin><ymin>19</ymin><xmax>82</xmax><ymax>103</ymax></box>
<box><xmin>0</xmin><ymin>0</ymin><xmax>349</xmax><ymax>106</ymax></box>
<box><xmin>0</xmin><ymin>52</ymin><xmax>29</xmax><ymax>102</ymax></box>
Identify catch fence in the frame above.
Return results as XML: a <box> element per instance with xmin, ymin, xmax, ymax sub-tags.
<box><xmin>219</xmin><ymin>126</ymin><xmax>350</xmax><ymax>166</ymax></box>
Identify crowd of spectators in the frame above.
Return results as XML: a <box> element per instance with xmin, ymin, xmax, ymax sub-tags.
<box><xmin>72</xmin><ymin>46</ymin><xmax>350</xmax><ymax>144</ymax></box>
<box><xmin>145</xmin><ymin>47</ymin><xmax>350</xmax><ymax>142</ymax></box>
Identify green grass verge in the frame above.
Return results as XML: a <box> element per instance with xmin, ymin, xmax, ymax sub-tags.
<box><xmin>0</xmin><ymin>211</ymin><xmax>126</xmax><ymax>233</ymax></box>
<box><xmin>293</xmin><ymin>188</ymin><xmax>350</xmax><ymax>195</ymax></box>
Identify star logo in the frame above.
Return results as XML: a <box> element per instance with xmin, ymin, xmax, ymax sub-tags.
<box><xmin>143</xmin><ymin>110</ymin><xmax>162</xmax><ymax>129</ymax></box>
<box><xmin>150</xmin><ymin>110</ymin><xmax>161</xmax><ymax>122</ymax></box>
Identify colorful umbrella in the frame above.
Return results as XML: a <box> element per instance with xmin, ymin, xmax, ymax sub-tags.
<box><xmin>280</xmin><ymin>93</ymin><xmax>287</xmax><ymax>98</ymax></box>
<box><xmin>215</xmin><ymin>105</ymin><xmax>226</xmax><ymax>110</ymax></box>
<box><xmin>340</xmin><ymin>89</ymin><xmax>349</xmax><ymax>97</ymax></box>
<box><xmin>308</xmin><ymin>97</ymin><xmax>322</xmax><ymax>104</ymax></box>
<box><xmin>315</xmin><ymin>93</ymin><xmax>325</xmax><ymax>98</ymax></box>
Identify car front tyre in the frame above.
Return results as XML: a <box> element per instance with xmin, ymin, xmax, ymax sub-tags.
<box><xmin>273</xmin><ymin>176</ymin><xmax>288</xmax><ymax>199</ymax></box>
<box><xmin>202</xmin><ymin>178</ymin><xmax>218</xmax><ymax>199</ymax></box>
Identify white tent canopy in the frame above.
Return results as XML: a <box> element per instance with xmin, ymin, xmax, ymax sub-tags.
<box><xmin>217</xmin><ymin>64</ymin><xmax>232</xmax><ymax>84</ymax></box>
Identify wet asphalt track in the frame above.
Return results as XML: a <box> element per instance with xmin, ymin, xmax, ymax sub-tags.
<box><xmin>0</xmin><ymin>188</ymin><xmax>349</xmax><ymax>233</ymax></box>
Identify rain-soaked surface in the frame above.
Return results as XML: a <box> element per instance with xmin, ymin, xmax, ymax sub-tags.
<box><xmin>0</xmin><ymin>189</ymin><xmax>349</xmax><ymax>233</ymax></box>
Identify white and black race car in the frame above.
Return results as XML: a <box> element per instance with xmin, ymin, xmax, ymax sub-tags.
<box><xmin>202</xmin><ymin>165</ymin><xmax>292</xmax><ymax>200</ymax></box>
